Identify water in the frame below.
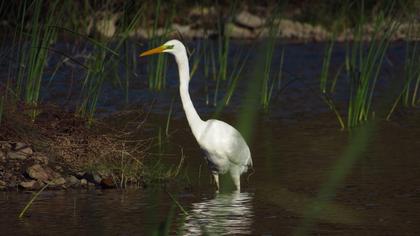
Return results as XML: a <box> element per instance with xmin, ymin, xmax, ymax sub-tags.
<box><xmin>1</xmin><ymin>40</ymin><xmax>420</xmax><ymax>235</ymax></box>
<box><xmin>1</xmin><ymin>117</ymin><xmax>420</xmax><ymax>235</ymax></box>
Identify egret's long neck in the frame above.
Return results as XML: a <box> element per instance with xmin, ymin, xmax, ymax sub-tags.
<box><xmin>175</xmin><ymin>52</ymin><xmax>204</xmax><ymax>139</ymax></box>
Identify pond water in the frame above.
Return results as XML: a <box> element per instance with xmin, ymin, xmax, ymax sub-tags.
<box><xmin>1</xmin><ymin>40</ymin><xmax>420</xmax><ymax>235</ymax></box>
<box><xmin>2</xmin><ymin>117</ymin><xmax>420</xmax><ymax>235</ymax></box>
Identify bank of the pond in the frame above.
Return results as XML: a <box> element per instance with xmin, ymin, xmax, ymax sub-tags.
<box><xmin>0</xmin><ymin>104</ymin><xmax>149</xmax><ymax>192</ymax></box>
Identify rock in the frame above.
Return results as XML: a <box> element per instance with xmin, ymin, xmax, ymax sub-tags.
<box><xmin>171</xmin><ymin>23</ymin><xmax>214</xmax><ymax>39</ymax></box>
<box><xmin>95</xmin><ymin>13</ymin><xmax>120</xmax><ymax>38</ymax></box>
<box><xmin>81</xmin><ymin>172</ymin><xmax>101</xmax><ymax>184</ymax></box>
<box><xmin>0</xmin><ymin>151</ymin><xmax>5</xmax><ymax>162</ymax></box>
<box><xmin>20</xmin><ymin>180</ymin><xmax>43</xmax><ymax>190</ymax></box>
<box><xmin>188</xmin><ymin>6</ymin><xmax>216</xmax><ymax>18</ymax></box>
<box><xmin>8</xmin><ymin>180</ymin><xmax>18</xmax><ymax>188</ymax></box>
<box><xmin>55</xmin><ymin>165</ymin><xmax>63</xmax><ymax>172</ymax></box>
<box><xmin>27</xmin><ymin>164</ymin><xmax>49</xmax><ymax>182</ymax></box>
<box><xmin>44</xmin><ymin>166</ymin><xmax>62</xmax><ymax>179</ymax></box>
<box><xmin>134</xmin><ymin>28</ymin><xmax>149</xmax><ymax>39</ymax></box>
<box><xmin>100</xmin><ymin>176</ymin><xmax>115</xmax><ymax>189</ymax></box>
<box><xmin>226</xmin><ymin>22</ymin><xmax>255</xmax><ymax>39</ymax></box>
<box><xmin>0</xmin><ymin>180</ymin><xmax>6</xmax><ymax>189</ymax></box>
<box><xmin>80</xmin><ymin>179</ymin><xmax>88</xmax><ymax>186</ymax></box>
<box><xmin>234</xmin><ymin>11</ymin><xmax>265</xmax><ymax>29</ymax></box>
<box><xmin>13</xmin><ymin>142</ymin><xmax>33</xmax><ymax>155</ymax></box>
<box><xmin>93</xmin><ymin>174</ymin><xmax>102</xmax><ymax>184</ymax></box>
<box><xmin>75</xmin><ymin>171</ymin><xmax>86</xmax><ymax>179</ymax></box>
<box><xmin>65</xmin><ymin>175</ymin><xmax>80</xmax><ymax>187</ymax></box>
<box><xmin>1</xmin><ymin>142</ymin><xmax>12</xmax><ymax>149</ymax></box>
<box><xmin>7</xmin><ymin>151</ymin><xmax>27</xmax><ymax>160</ymax></box>
<box><xmin>172</xmin><ymin>24</ymin><xmax>195</xmax><ymax>38</ymax></box>
<box><xmin>32</xmin><ymin>154</ymin><xmax>49</xmax><ymax>165</ymax></box>
<box><xmin>50</xmin><ymin>177</ymin><xmax>66</xmax><ymax>186</ymax></box>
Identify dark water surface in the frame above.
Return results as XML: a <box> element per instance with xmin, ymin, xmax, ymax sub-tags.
<box><xmin>1</xmin><ymin>41</ymin><xmax>420</xmax><ymax>235</ymax></box>
<box><xmin>1</xmin><ymin>118</ymin><xmax>420</xmax><ymax>235</ymax></box>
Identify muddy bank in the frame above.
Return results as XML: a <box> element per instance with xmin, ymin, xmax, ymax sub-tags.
<box><xmin>0</xmin><ymin>141</ymin><xmax>122</xmax><ymax>191</ymax></box>
<box><xmin>0</xmin><ymin>105</ymin><xmax>148</xmax><ymax>192</ymax></box>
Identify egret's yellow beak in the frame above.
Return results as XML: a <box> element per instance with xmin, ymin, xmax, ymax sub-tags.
<box><xmin>140</xmin><ymin>45</ymin><xmax>166</xmax><ymax>57</ymax></box>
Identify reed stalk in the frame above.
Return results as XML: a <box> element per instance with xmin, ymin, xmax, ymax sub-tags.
<box><xmin>346</xmin><ymin>3</ymin><xmax>399</xmax><ymax>128</ymax></box>
<box><xmin>19</xmin><ymin>183</ymin><xmax>49</xmax><ymax>218</ymax></box>
<box><xmin>15</xmin><ymin>0</ymin><xmax>61</xmax><ymax>120</ymax></box>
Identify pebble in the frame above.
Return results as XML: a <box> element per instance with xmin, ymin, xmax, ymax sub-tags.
<box><xmin>19</xmin><ymin>180</ymin><xmax>43</xmax><ymax>190</ymax></box>
<box><xmin>33</xmin><ymin>154</ymin><xmax>49</xmax><ymax>165</ymax></box>
<box><xmin>65</xmin><ymin>175</ymin><xmax>80</xmax><ymax>187</ymax></box>
<box><xmin>50</xmin><ymin>177</ymin><xmax>66</xmax><ymax>186</ymax></box>
<box><xmin>234</xmin><ymin>10</ymin><xmax>265</xmax><ymax>29</ymax></box>
<box><xmin>13</xmin><ymin>142</ymin><xmax>33</xmax><ymax>155</ymax></box>
<box><xmin>27</xmin><ymin>164</ymin><xmax>49</xmax><ymax>182</ymax></box>
<box><xmin>100</xmin><ymin>176</ymin><xmax>115</xmax><ymax>189</ymax></box>
<box><xmin>80</xmin><ymin>179</ymin><xmax>88</xmax><ymax>186</ymax></box>
<box><xmin>7</xmin><ymin>151</ymin><xmax>27</xmax><ymax>160</ymax></box>
<box><xmin>0</xmin><ymin>180</ymin><xmax>6</xmax><ymax>189</ymax></box>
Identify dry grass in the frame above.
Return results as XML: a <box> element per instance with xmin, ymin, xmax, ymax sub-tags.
<box><xmin>0</xmin><ymin>102</ymin><xmax>150</xmax><ymax>187</ymax></box>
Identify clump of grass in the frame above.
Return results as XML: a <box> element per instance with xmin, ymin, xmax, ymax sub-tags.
<box><xmin>224</xmin><ymin>48</ymin><xmax>252</xmax><ymax>106</ymax></box>
<box><xmin>77</xmin><ymin>47</ymin><xmax>107</xmax><ymax>124</ymax></box>
<box><xmin>144</xmin><ymin>0</ymin><xmax>173</xmax><ymax>91</ymax></box>
<box><xmin>260</xmin><ymin>7</ymin><xmax>284</xmax><ymax>110</ymax></box>
<box><xmin>318</xmin><ymin>34</ymin><xmax>346</xmax><ymax>130</ymax></box>
<box><xmin>401</xmin><ymin>41</ymin><xmax>420</xmax><ymax>108</ymax></box>
<box><xmin>14</xmin><ymin>0</ymin><xmax>61</xmax><ymax>120</ymax></box>
<box><xmin>386</xmin><ymin>34</ymin><xmax>420</xmax><ymax>120</ymax></box>
<box><xmin>319</xmin><ymin>39</ymin><xmax>335</xmax><ymax>94</ymax></box>
<box><xmin>345</xmin><ymin>3</ymin><xmax>399</xmax><ymax>128</ymax></box>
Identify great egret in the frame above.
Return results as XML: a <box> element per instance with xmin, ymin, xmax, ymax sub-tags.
<box><xmin>140</xmin><ymin>39</ymin><xmax>252</xmax><ymax>192</ymax></box>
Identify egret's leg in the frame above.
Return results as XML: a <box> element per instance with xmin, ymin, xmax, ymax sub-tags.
<box><xmin>230</xmin><ymin>169</ymin><xmax>241</xmax><ymax>192</ymax></box>
<box><xmin>212</xmin><ymin>173</ymin><xmax>219</xmax><ymax>192</ymax></box>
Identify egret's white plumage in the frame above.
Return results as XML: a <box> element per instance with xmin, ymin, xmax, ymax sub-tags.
<box><xmin>140</xmin><ymin>39</ymin><xmax>252</xmax><ymax>191</ymax></box>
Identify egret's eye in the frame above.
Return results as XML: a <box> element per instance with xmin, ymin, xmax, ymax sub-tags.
<box><xmin>166</xmin><ymin>45</ymin><xmax>174</xmax><ymax>49</ymax></box>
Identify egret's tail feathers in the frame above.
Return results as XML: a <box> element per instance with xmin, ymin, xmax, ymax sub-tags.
<box><xmin>246</xmin><ymin>165</ymin><xmax>255</xmax><ymax>182</ymax></box>
<box><xmin>247</xmin><ymin>156</ymin><xmax>253</xmax><ymax>167</ymax></box>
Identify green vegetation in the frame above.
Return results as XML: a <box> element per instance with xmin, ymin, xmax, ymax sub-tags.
<box><xmin>345</xmin><ymin>9</ymin><xmax>399</xmax><ymax>128</ymax></box>
<box><xmin>1</xmin><ymin>1</ymin><xmax>420</xmax><ymax>235</ymax></box>
<box><xmin>19</xmin><ymin>183</ymin><xmax>50</xmax><ymax>218</ymax></box>
<box><xmin>15</xmin><ymin>0</ymin><xmax>60</xmax><ymax>120</ymax></box>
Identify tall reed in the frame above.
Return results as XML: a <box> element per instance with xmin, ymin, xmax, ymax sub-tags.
<box><xmin>345</xmin><ymin>5</ymin><xmax>399</xmax><ymax>128</ymax></box>
<box><xmin>224</xmin><ymin>48</ymin><xmax>251</xmax><ymax>106</ymax></box>
<box><xmin>77</xmin><ymin>47</ymin><xmax>107</xmax><ymax>124</ymax></box>
<box><xmin>260</xmin><ymin>8</ymin><xmax>283</xmax><ymax>110</ymax></box>
<box><xmin>319</xmin><ymin>39</ymin><xmax>334</xmax><ymax>94</ymax></box>
<box><xmin>386</xmin><ymin>26</ymin><xmax>420</xmax><ymax>120</ymax></box>
<box><xmin>15</xmin><ymin>0</ymin><xmax>60</xmax><ymax>120</ymax></box>
<box><xmin>145</xmin><ymin>0</ymin><xmax>173</xmax><ymax>91</ymax></box>
<box><xmin>319</xmin><ymin>34</ymin><xmax>345</xmax><ymax>130</ymax></box>
<box><xmin>114</xmin><ymin>2</ymin><xmax>144</xmax><ymax>103</ymax></box>
<box><xmin>401</xmin><ymin>25</ymin><xmax>420</xmax><ymax>107</ymax></box>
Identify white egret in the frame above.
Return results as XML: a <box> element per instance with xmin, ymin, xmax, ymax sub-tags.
<box><xmin>140</xmin><ymin>40</ymin><xmax>252</xmax><ymax>192</ymax></box>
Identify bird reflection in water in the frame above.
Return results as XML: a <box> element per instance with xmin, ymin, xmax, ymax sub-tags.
<box><xmin>182</xmin><ymin>192</ymin><xmax>254</xmax><ymax>235</ymax></box>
